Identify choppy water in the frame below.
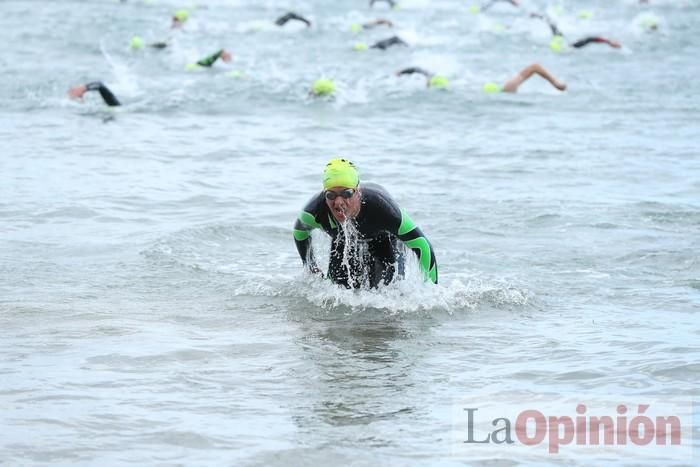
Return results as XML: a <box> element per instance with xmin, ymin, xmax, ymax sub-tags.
<box><xmin>1</xmin><ymin>0</ymin><xmax>699</xmax><ymax>465</ymax></box>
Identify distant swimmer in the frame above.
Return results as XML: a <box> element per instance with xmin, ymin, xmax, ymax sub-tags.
<box><xmin>293</xmin><ymin>159</ymin><xmax>438</xmax><ymax>289</ymax></box>
<box><xmin>571</xmin><ymin>37</ymin><xmax>621</xmax><ymax>49</ymax></box>
<box><xmin>196</xmin><ymin>49</ymin><xmax>233</xmax><ymax>67</ymax></box>
<box><xmin>350</xmin><ymin>18</ymin><xmax>393</xmax><ymax>32</ymax></box>
<box><xmin>369</xmin><ymin>0</ymin><xmax>396</xmax><ymax>8</ymax></box>
<box><xmin>68</xmin><ymin>82</ymin><xmax>121</xmax><ymax>106</ymax></box>
<box><xmin>275</xmin><ymin>12</ymin><xmax>312</xmax><ymax>28</ymax></box>
<box><xmin>171</xmin><ymin>9</ymin><xmax>189</xmax><ymax>29</ymax></box>
<box><xmin>530</xmin><ymin>13</ymin><xmax>621</xmax><ymax>50</ymax></box>
<box><xmin>483</xmin><ymin>63</ymin><xmax>566</xmax><ymax>93</ymax></box>
<box><xmin>396</xmin><ymin>67</ymin><xmax>449</xmax><ymax>88</ymax></box>
<box><xmin>371</xmin><ymin>35</ymin><xmax>407</xmax><ymax>50</ymax></box>
<box><xmin>482</xmin><ymin>0</ymin><xmax>519</xmax><ymax>11</ymax></box>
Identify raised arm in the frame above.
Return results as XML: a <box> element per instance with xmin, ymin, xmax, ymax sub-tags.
<box><xmin>396</xmin><ymin>209</ymin><xmax>438</xmax><ymax>284</ymax></box>
<box><xmin>275</xmin><ymin>12</ymin><xmax>312</xmax><ymax>27</ymax></box>
<box><xmin>293</xmin><ymin>203</ymin><xmax>323</xmax><ymax>274</ymax></box>
<box><xmin>68</xmin><ymin>82</ymin><xmax>121</xmax><ymax>106</ymax></box>
<box><xmin>571</xmin><ymin>36</ymin><xmax>621</xmax><ymax>49</ymax></box>
<box><xmin>196</xmin><ymin>49</ymin><xmax>232</xmax><ymax>67</ymax></box>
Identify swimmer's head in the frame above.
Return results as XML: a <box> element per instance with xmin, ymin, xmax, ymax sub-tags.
<box><xmin>468</xmin><ymin>5</ymin><xmax>481</xmax><ymax>14</ymax></box>
<box><xmin>429</xmin><ymin>75</ymin><xmax>449</xmax><ymax>89</ymax></box>
<box><xmin>353</xmin><ymin>42</ymin><xmax>368</xmax><ymax>51</ymax></box>
<box><xmin>174</xmin><ymin>9</ymin><xmax>189</xmax><ymax>22</ymax></box>
<box><xmin>185</xmin><ymin>63</ymin><xmax>199</xmax><ymax>71</ymax></box>
<box><xmin>323</xmin><ymin>158</ymin><xmax>359</xmax><ymax>190</ymax></box>
<box><xmin>350</xmin><ymin>23</ymin><xmax>362</xmax><ymax>33</ymax></box>
<box><xmin>130</xmin><ymin>36</ymin><xmax>144</xmax><ymax>50</ymax></box>
<box><xmin>483</xmin><ymin>82</ymin><xmax>502</xmax><ymax>93</ymax></box>
<box><xmin>578</xmin><ymin>10</ymin><xmax>593</xmax><ymax>20</ymax></box>
<box><xmin>312</xmin><ymin>79</ymin><xmax>336</xmax><ymax>97</ymax></box>
<box><xmin>550</xmin><ymin>35</ymin><xmax>564</xmax><ymax>52</ymax></box>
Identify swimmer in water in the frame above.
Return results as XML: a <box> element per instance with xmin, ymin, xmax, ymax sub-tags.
<box><xmin>482</xmin><ymin>0</ymin><xmax>519</xmax><ymax>12</ymax></box>
<box><xmin>371</xmin><ymin>35</ymin><xmax>408</xmax><ymax>50</ymax></box>
<box><xmin>484</xmin><ymin>63</ymin><xmax>567</xmax><ymax>93</ymax></box>
<box><xmin>68</xmin><ymin>82</ymin><xmax>120</xmax><ymax>106</ymax></box>
<box><xmin>530</xmin><ymin>13</ymin><xmax>621</xmax><ymax>49</ymax></box>
<box><xmin>195</xmin><ymin>49</ymin><xmax>233</xmax><ymax>67</ymax></box>
<box><xmin>275</xmin><ymin>12</ymin><xmax>312</xmax><ymax>28</ymax></box>
<box><xmin>293</xmin><ymin>158</ymin><xmax>438</xmax><ymax>289</ymax></box>
<box><xmin>369</xmin><ymin>0</ymin><xmax>396</xmax><ymax>8</ymax></box>
<box><xmin>395</xmin><ymin>67</ymin><xmax>448</xmax><ymax>88</ymax></box>
<box><xmin>350</xmin><ymin>18</ymin><xmax>394</xmax><ymax>32</ymax></box>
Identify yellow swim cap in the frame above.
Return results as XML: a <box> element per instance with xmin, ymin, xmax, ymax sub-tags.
<box><xmin>312</xmin><ymin>79</ymin><xmax>336</xmax><ymax>97</ymax></box>
<box><xmin>323</xmin><ymin>159</ymin><xmax>359</xmax><ymax>190</ymax></box>
<box><xmin>483</xmin><ymin>82</ymin><xmax>502</xmax><ymax>93</ymax></box>
<box><xmin>469</xmin><ymin>5</ymin><xmax>481</xmax><ymax>14</ymax></box>
<box><xmin>429</xmin><ymin>75</ymin><xmax>449</xmax><ymax>89</ymax></box>
<box><xmin>353</xmin><ymin>42</ymin><xmax>368</xmax><ymax>51</ymax></box>
<box><xmin>130</xmin><ymin>36</ymin><xmax>144</xmax><ymax>50</ymax></box>
<box><xmin>578</xmin><ymin>10</ymin><xmax>593</xmax><ymax>20</ymax></box>
<box><xmin>174</xmin><ymin>9</ymin><xmax>189</xmax><ymax>22</ymax></box>
<box><xmin>350</xmin><ymin>23</ymin><xmax>362</xmax><ymax>33</ymax></box>
<box><xmin>550</xmin><ymin>35</ymin><xmax>564</xmax><ymax>52</ymax></box>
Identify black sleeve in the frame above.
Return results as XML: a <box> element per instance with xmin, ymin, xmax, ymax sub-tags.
<box><xmin>571</xmin><ymin>36</ymin><xmax>603</xmax><ymax>48</ymax></box>
<box><xmin>275</xmin><ymin>12</ymin><xmax>311</xmax><ymax>27</ymax></box>
<box><xmin>85</xmin><ymin>81</ymin><xmax>121</xmax><ymax>106</ymax></box>
<box><xmin>371</xmin><ymin>36</ymin><xmax>407</xmax><ymax>50</ymax></box>
<box><xmin>197</xmin><ymin>49</ymin><xmax>223</xmax><ymax>67</ymax></box>
<box><xmin>370</xmin><ymin>0</ymin><xmax>396</xmax><ymax>8</ymax></box>
<box><xmin>397</xmin><ymin>67</ymin><xmax>431</xmax><ymax>78</ymax></box>
<box><xmin>292</xmin><ymin>193</ymin><xmax>325</xmax><ymax>272</ymax></box>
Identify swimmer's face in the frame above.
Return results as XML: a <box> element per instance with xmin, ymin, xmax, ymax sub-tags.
<box><xmin>325</xmin><ymin>186</ymin><xmax>361</xmax><ymax>222</ymax></box>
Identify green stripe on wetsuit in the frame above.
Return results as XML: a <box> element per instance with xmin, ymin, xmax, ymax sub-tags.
<box><xmin>398</xmin><ymin>209</ymin><xmax>438</xmax><ymax>284</ymax></box>
<box><xmin>197</xmin><ymin>49</ymin><xmax>223</xmax><ymax>67</ymax></box>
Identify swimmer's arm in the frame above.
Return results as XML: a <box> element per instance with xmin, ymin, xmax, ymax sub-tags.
<box><xmin>369</xmin><ymin>0</ymin><xmax>396</xmax><ymax>8</ymax></box>
<box><xmin>396</xmin><ymin>67</ymin><xmax>431</xmax><ymax>78</ymax></box>
<box><xmin>70</xmin><ymin>82</ymin><xmax>120</xmax><ymax>106</ymax></box>
<box><xmin>530</xmin><ymin>12</ymin><xmax>562</xmax><ymax>37</ymax></box>
<box><xmin>293</xmin><ymin>210</ymin><xmax>322</xmax><ymax>274</ymax></box>
<box><xmin>571</xmin><ymin>36</ymin><xmax>620</xmax><ymax>48</ymax></box>
<box><xmin>395</xmin><ymin>209</ymin><xmax>438</xmax><ymax>284</ymax></box>
<box><xmin>364</xmin><ymin>18</ymin><xmax>393</xmax><ymax>29</ymax></box>
<box><xmin>275</xmin><ymin>12</ymin><xmax>312</xmax><ymax>27</ymax></box>
<box><xmin>197</xmin><ymin>49</ymin><xmax>223</xmax><ymax>67</ymax></box>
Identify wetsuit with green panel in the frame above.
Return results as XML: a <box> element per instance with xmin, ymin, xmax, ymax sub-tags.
<box><xmin>293</xmin><ymin>183</ymin><xmax>438</xmax><ymax>289</ymax></box>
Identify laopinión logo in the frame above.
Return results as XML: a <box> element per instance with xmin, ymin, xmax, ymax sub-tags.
<box><xmin>452</xmin><ymin>396</ymin><xmax>694</xmax><ymax>460</ymax></box>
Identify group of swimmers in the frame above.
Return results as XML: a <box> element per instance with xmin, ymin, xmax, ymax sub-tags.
<box><xmin>71</xmin><ymin>1</ymin><xmax>657</xmax><ymax>105</ymax></box>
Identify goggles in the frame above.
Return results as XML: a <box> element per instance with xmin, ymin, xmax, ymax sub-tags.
<box><xmin>324</xmin><ymin>188</ymin><xmax>356</xmax><ymax>201</ymax></box>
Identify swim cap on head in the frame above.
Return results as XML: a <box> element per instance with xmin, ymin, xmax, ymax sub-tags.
<box><xmin>323</xmin><ymin>158</ymin><xmax>359</xmax><ymax>190</ymax></box>
<box><xmin>350</xmin><ymin>23</ymin><xmax>362</xmax><ymax>33</ymax></box>
<box><xmin>312</xmin><ymin>79</ymin><xmax>336</xmax><ymax>96</ymax></box>
<box><xmin>185</xmin><ymin>63</ymin><xmax>199</xmax><ymax>71</ymax></box>
<box><xmin>130</xmin><ymin>36</ymin><xmax>144</xmax><ymax>50</ymax></box>
<box><xmin>578</xmin><ymin>10</ymin><xmax>593</xmax><ymax>20</ymax></box>
<box><xmin>483</xmin><ymin>82</ymin><xmax>502</xmax><ymax>93</ymax></box>
<box><xmin>174</xmin><ymin>9</ymin><xmax>189</xmax><ymax>22</ymax></box>
<box><xmin>353</xmin><ymin>42</ymin><xmax>368</xmax><ymax>51</ymax></box>
<box><xmin>550</xmin><ymin>35</ymin><xmax>564</xmax><ymax>52</ymax></box>
<box><xmin>429</xmin><ymin>75</ymin><xmax>449</xmax><ymax>89</ymax></box>
<box><xmin>468</xmin><ymin>5</ymin><xmax>481</xmax><ymax>14</ymax></box>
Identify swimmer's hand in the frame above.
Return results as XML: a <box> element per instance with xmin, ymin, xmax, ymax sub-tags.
<box><xmin>68</xmin><ymin>84</ymin><xmax>87</xmax><ymax>102</ymax></box>
<box><xmin>309</xmin><ymin>264</ymin><xmax>324</xmax><ymax>278</ymax></box>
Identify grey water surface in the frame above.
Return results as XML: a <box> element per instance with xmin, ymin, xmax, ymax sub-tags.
<box><xmin>1</xmin><ymin>0</ymin><xmax>699</xmax><ymax>465</ymax></box>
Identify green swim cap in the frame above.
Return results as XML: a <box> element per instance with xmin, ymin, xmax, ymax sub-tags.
<box><xmin>312</xmin><ymin>79</ymin><xmax>336</xmax><ymax>97</ymax></box>
<box><xmin>350</xmin><ymin>23</ymin><xmax>362</xmax><ymax>33</ymax></box>
<box><xmin>483</xmin><ymin>82</ymin><xmax>502</xmax><ymax>93</ymax></box>
<box><xmin>174</xmin><ymin>9</ymin><xmax>189</xmax><ymax>22</ymax></box>
<box><xmin>353</xmin><ymin>42</ymin><xmax>368</xmax><ymax>51</ymax></box>
<box><xmin>429</xmin><ymin>75</ymin><xmax>449</xmax><ymax>89</ymax></box>
<box><xmin>468</xmin><ymin>5</ymin><xmax>481</xmax><ymax>14</ymax></box>
<box><xmin>578</xmin><ymin>10</ymin><xmax>593</xmax><ymax>20</ymax></box>
<box><xmin>323</xmin><ymin>158</ymin><xmax>359</xmax><ymax>190</ymax></box>
<box><xmin>550</xmin><ymin>35</ymin><xmax>564</xmax><ymax>52</ymax></box>
<box><xmin>130</xmin><ymin>36</ymin><xmax>144</xmax><ymax>50</ymax></box>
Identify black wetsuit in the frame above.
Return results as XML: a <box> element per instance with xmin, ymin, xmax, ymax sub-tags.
<box><xmin>370</xmin><ymin>0</ymin><xmax>396</xmax><ymax>8</ymax></box>
<box><xmin>397</xmin><ymin>67</ymin><xmax>432</xmax><ymax>78</ymax></box>
<box><xmin>530</xmin><ymin>13</ymin><xmax>564</xmax><ymax>37</ymax></box>
<box><xmin>371</xmin><ymin>36</ymin><xmax>407</xmax><ymax>50</ymax></box>
<box><xmin>482</xmin><ymin>0</ymin><xmax>518</xmax><ymax>12</ymax></box>
<box><xmin>571</xmin><ymin>37</ymin><xmax>609</xmax><ymax>48</ymax></box>
<box><xmin>197</xmin><ymin>50</ymin><xmax>225</xmax><ymax>67</ymax></box>
<box><xmin>293</xmin><ymin>183</ymin><xmax>438</xmax><ymax>289</ymax></box>
<box><xmin>275</xmin><ymin>12</ymin><xmax>311</xmax><ymax>27</ymax></box>
<box><xmin>85</xmin><ymin>82</ymin><xmax>120</xmax><ymax>106</ymax></box>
